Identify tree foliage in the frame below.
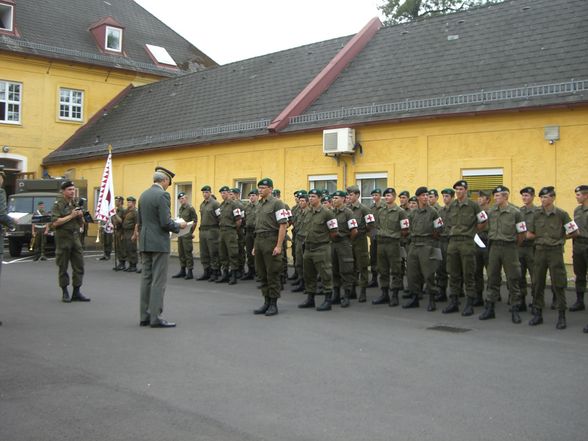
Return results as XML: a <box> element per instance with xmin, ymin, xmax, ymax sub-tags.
<box><xmin>379</xmin><ymin>0</ymin><xmax>504</xmax><ymax>25</ymax></box>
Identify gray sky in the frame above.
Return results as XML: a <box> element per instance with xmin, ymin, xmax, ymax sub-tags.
<box><xmin>135</xmin><ymin>0</ymin><xmax>383</xmax><ymax>65</ymax></box>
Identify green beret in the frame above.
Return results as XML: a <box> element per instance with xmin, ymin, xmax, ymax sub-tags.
<box><xmin>409</xmin><ymin>196</ymin><xmax>417</xmax><ymax>202</ymax></box>
<box><xmin>177</xmin><ymin>192</ymin><xmax>186</xmax><ymax>199</ymax></box>
<box><xmin>415</xmin><ymin>186</ymin><xmax>428</xmax><ymax>196</ymax></box>
<box><xmin>453</xmin><ymin>180</ymin><xmax>468</xmax><ymax>189</ymax></box>
<box><xmin>257</xmin><ymin>177</ymin><xmax>273</xmax><ymax>187</ymax></box>
<box><xmin>249</xmin><ymin>189</ymin><xmax>259</xmax><ymax>195</ymax></box>
<box><xmin>478</xmin><ymin>190</ymin><xmax>491</xmax><ymax>198</ymax></box>
<box><xmin>399</xmin><ymin>191</ymin><xmax>410</xmax><ymax>198</ymax></box>
<box><xmin>322</xmin><ymin>195</ymin><xmax>332</xmax><ymax>202</ymax></box>
<box><xmin>370</xmin><ymin>188</ymin><xmax>382</xmax><ymax>195</ymax></box>
<box><xmin>126</xmin><ymin>196</ymin><xmax>136</xmax><ymax>202</ymax></box>
<box><xmin>539</xmin><ymin>186</ymin><xmax>555</xmax><ymax>197</ymax></box>
<box><xmin>60</xmin><ymin>180</ymin><xmax>75</xmax><ymax>190</ymax></box>
<box><xmin>115</xmin><ymin>195</ymin><xmax>124</xmax><ymax>201</ymax></box>
<box><xmin>219</xmin><ymin>186</ymin><xmax>231</xmax><ymax>192</ymax></box>
<box><xmin>332</xmin><ymin>190</ymin><xmax>347</xmax><ymax>198</ymax></box>
<box><xmin>492</xmin><ymin>186</ymin><xmax>509</xmax><ymax>194</ymax></box>
<box><xmin>520</xmin><ymin>186</ymin><xmax>535</xmax><ymax>196</ymax></box>
<box><xmin>428</xmin><ymin>189</ymin><xmax>438</xmax><ymax>197</ymax></box>
<box><xmin>441</xmin><ymin>188</ymin><xmax>455</xmax><ymax>196</ymax></box>
<box><xmin>296</xmin><ymin>190</ymin><xmax>308</xmax><ymax>196</ymax></box>
<box><xmin>231</xmin><ymin>188</ymin><xmax>241</xmax><ymax>194</ymax></box>
<box><xmin>308</xmin><ymin>189</ymin><xmax>321</xmax><ymax>196</ymax></box>
<box><xmin>575</xmin><ymin>185</ymin><xmax>588</xmax><ymax>193</ymax></box>
<box><xmin>272</xmin><ymin>189</ymin><xmax>281</xmax><ymax>196</ymax></box>
<box><xmin>383</xmin><ymin>187</ymin><xmax>396</xmax><ymax>196</ymax></box>
<box><xmin>201</xmin><ymin>185</ymin><xmax>212</xmax><ymax>192</ymax></box>
<box><xmin>298</xmin><ymin>193</ymin><xmax>309</xmax><ymax>201</ymax></box>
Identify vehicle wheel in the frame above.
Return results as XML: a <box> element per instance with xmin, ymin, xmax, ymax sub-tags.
<box><xmin>8</xmin><ymin>238</ymin><xmax>22</xmax><ymax>257</ymax></box>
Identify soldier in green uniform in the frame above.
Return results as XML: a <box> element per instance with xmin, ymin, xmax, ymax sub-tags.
<box><xmin>435</xmin><ymin>188</ymin><xmax>455</xmax><ymax>302</ymax></box>
<box><xmin>291</xmin><ymin>191</ymin><xmax>309</xmax><ymax>293</ymax></box>
<box><xmin>346</xmin><ymin>185</ymin><xmax>375</xmax><ymax>303</ymax></box>
<box><xmin>51</xmin><ymin>180</ymin><xmax>90</xmax><ymax>303</ymax></box>
<box><xmin>31</xmin><ymin>201</ymin><xmax>48</xmax><ymax>261</ymax></box>
<box><xmin>408</xmin><ymin>196</ymin><xmax>418</xmax><ymax>211</ymax></box>
<box><xmin>198</xmin><ymin>185</ymin><xmax>221</xmax><ymax>281</ymax></box>
<box><xmin>0</xmin><ymin>167</ymin><xmax>16</xmax><ymax>325</ymax></box>
<box><xmin>527</xmin><ymin>186</ymin><xmax>578</xmax><ymax>329</ymax></box>
<box><xmin>428</xmin><ymin>189</ymin><xmax>441</xmax><ymax>210</ymax></box>
<box><xmin>474</xmin><ymin>190</ymin><xmax>491</xmax><ymax>306</ymax></box>
<box><xmin>123</xmin><ymin>196</ymin><xmax>139</xmax><ymax>272</ymax></box>
<box><xmin>479</xmin><ymin>186</ymin><xmax>526</xmax><ymax>323</ymax></box>
<box><xmin>172</xmin><ymin>192</ymin><xmax>197</xmax><ymax>279</ymax></box>
<box><xmin>253</xmin><ymin>178</ymin><xmax>288</xmax><ymax>316</ymax></box>
<box><xmin>271</xmin><ymin>189</ymin><xmax>290</xmax><ymax>284</ymax></box>
<box><xmin>216</xmin><ymin>186</ymin><xmax>242</xmax><ymax>285</ymax></box>
<box><xmin>330</xmin><ymin>190</ymin><xmax>358</xmax><ymax>307</ymax></box>
<box><xmin>398</xmin><ymin>190</ymin><xmax>410</xmax><ymax>293</ymax></box>
<box><xmin>298</xmin><ymin>189</ymin><xmax>338</xmax><ymax>311</ymax></box>
<box><xmin>518</xmin><ymin>187</ymin><xmax>537</xmax><ymax>312</ymax></box>
<box><xmin>97</xmin><ymin>219</ymin><xmax>113</xmax><ymax>261</ymax></box>
<box><xmin>113</xmin><ymin>196</ymin><xmax>127</xmax><ymax>271</ymax></box>
<box><xmin>444</xmin><ymin>180</ymin><xmax>487</xmax><ymax>316</ymax></box>
<box><xmin>242</xmin><ymin>189</ymin><xmax>259</xmax><ymax>280</ymax></box>
<box><xmin>368</xmin><ymin>188</ymin><xmax>385</xmax><ymax>288</ymax></box>
<box><xmin>570</xmin><ymin>185</ymin><xmax>588</xmax><ymax>316</ymax></box>
<box><xmin>372</xmin><ymin>188</ymin><xmax>409</xmax><ymax>307</ymax></box>
<box><xmin>288</xmin><ymin>190</ymin><xmax>304</xmax><ymax>284</ymax></box>
<box><xmin>231</xmin><ymin>188</ymin><xmax>246</xmax><ymax>279</ymax></box>
<box><xmin>404</xmin><ymin>187</ymin><xmax>443</xmax><ymax>311</ymax></box>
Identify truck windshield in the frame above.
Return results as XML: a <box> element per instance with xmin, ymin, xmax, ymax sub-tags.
<box><xmin>9</xmin><ymin>196</ymin><xmax>58</xmax><ymax>213</ymax></box>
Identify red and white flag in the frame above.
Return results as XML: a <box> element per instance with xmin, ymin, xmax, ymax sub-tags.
<box><xmin>95</xmin><ymin>148</ymin><xmax>116</xmax><ymax>222</ymax></box>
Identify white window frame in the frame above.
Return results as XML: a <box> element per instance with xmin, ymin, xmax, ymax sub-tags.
<box><xmin>0</xmin><ymin>80</ymin><xmax>21</xmax><ymax>124</ymax></box>
<box><xmin>0</xmin><ymin>3</ymin><xmax>14</xmax><ymax>32</ymax></box>
<box><xmin>309</xmin><ymin>174</ymin><xmax>338</xmax><ymax>194</ymax></box>
<box><xmin>356</xmin><ymin>172</ymin><xmax>387</xmax><ymax>205</ymax></box>
<box><xmin>59</xmin><ymin>88</ymin><xmax>84</xmax><ymax>122</ymax></box>
<box><xmin>236</xmin><ymin>179</ymin><xmax>256</xmax><ymax>202</ymax></box>
<box><xmin>105</xmin><ymin>26</ymin><xmax>123</xmax><ymax>52</ymax></box>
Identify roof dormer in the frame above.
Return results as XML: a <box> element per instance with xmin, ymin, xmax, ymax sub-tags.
<box><xmin>0</xmin><ymin>0</ymin><xmax>16</xmax><ymax>36</ymax></box>
<box><xmin>89</xmin><ymin>16</ymin><xmax>125</xmax><ymax>55</ymax></box>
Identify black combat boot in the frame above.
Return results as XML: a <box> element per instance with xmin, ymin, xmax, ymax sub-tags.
<box><xmin>528</xmin><ymin>308</ymin><xmax>543</xmax><ymax>326</ymax></box>
<box><xmin>341</xmin><ymin>289</ymin><xmax>351</xmax><ymax>308</ymax></box>
<box><xmin>479</xmin><ymin>302</ymin><xmax>495</xmax><ymax>320</ymax></box>
<box><xmin>569</xmin><ymin>291</ymin><xmax>585</xmax><ymax>312</ymax></box>
<box><xmin>71</xmin><ymin>286</ymin><xmax>90</xmax><ymax>302</ymax></box>
<box><xmin>402</xmin><ymin>293</ymin><xmax>420</xmax><ymax>309</ymax></box>
<box><xmin>172</xmin><ymin>267</ymin><xmax>186</xmax><ymax>278</ymax></box>
<box><xmin>331</xmin><ymin>287</ymin><xmax>341</xmax><ymax>305</ymax></box>
<box><xmin>349</xmin><ymin>285</ymin><xmax>358</xmax><ymax>300</ymax></box>
<box><xmin>291</xmin><ymin>280</ymin><xmax>305</xmax><ymax>293</ymax></box>
<box><xmin>442</xmin><ymin>296</ymin><xmax>460</xmax><ymax>314</ymax></box>
<box><xmin>519</xmin><ymin>297</ymin><xmax>527</xmax><ymax>312</ymax></box>
<box><xmin>389</xmin><ymin>289</ymin><xmax>399</xmax><ymax>307</ymax></box>
<box><xmin>511</xmin><ymin>304</ymin><xmax>521</xmax><ymax>324</ymax></box>
<box><xmin>368</xmin><ymin>272</ymin><xmax>378</xmax><ymax>288</ymax></box>
<box><xmin>241</xmin><ymin>269</ymin><xmax>255</xmax><ymax>280</ymax></box>
<box><xmin>254</xmin><ymin>297</ymin><xmax>270</xmax><ymax>315</ymax></box>
<box><xmin>556</xmin><ymin>310</ymin><xmax>567</xmax><ymax>330</ymax></box>
<box><xmin>208</xmin><ymin>269</ymin><xmax>219</xmax><ymax>282</ymax></box>
<box><xmin>228</xmin><ymin>271</ymin><xmax>238</xmax><ymax>285</ymax></box>
<box><xmin>435</xmin><ymin>286</ymin><xmax>448</xmax><ymax>302</ymax></box>
<box><xmin>216</xmin><ymin>269</ymin><xmax>230</xmax><ymax>283</ymax></box>
<box><xmin>298</xmin><ymin>294</ymin><xmax>315</xmax><ymax>308</ymax></box>
<box><xmin>316</xmin><ymin>293</ymin><xmax>332</xmax><ymax>311</ymax></box>
<box><xmin>473</xmin><ymin>292</ymin><xmax>484</xmax><ymax>307</ymax></box>
<box><xmin>115</xmin><ymin>260</ymin><xmax>126</xmax><ymax>271</ymax></box>
<box><xmin>372</xmin><ymin>287</ymin><xmax>390</xmax><ymax>305</ymax></box>
<box><xmin>427</xmin><ymin>293</ymin><xmax>436</xmax><ymax>312</ymax></box>
<box><xmin>196</xmin><ymin>268</ymin><xmax>211</xmax><ymax>281</ymax></box>
<box><xmin>127</xmin><ymin>264</ymin><xmax>138</xmax><ymax>273</ymax></box>
<box><xmin>61</xmin><ymin>287</ymin><xmax>71</xmax><ymax>303</ymax></box>
<box><xmin>265</xmin><ymin>298</ymin><xmax>278</xmax><ymax>316</ymax></box>
<box><xmin>358</xmin><ymin>287</ymin><xmax>367</xmax><ymax>303</ymax></box>
<box><xmin>461</xmin><ymin>297</ymin><xmax>474</xmax><ymax>316</ymax></box>
<box><xmin>184</xmin><ymin>269</ymin><xmax>194</xmax><ymax>280</ymax></box>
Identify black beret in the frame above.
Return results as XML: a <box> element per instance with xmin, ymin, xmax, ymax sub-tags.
<box><xmin>219</xmin><ymin>186</ymin><xmax>231</xmax><ymax>192</ymax></box>
<box><xmin>399</xmin><ymin>191</ymin><xmax>410</xmax><ymax>198</ymax></box>
<box><xmin>428</xmin><ymin>189</ymin><xmax>439</xmax><ymax>197</ymax></box>
<box><xmin>177</xmin><ymin>192</ymin><xmax>186</xmax><ymax>199</ymax></box>
<box><xmin>322</xmin><ymin>195</ymin><xmax>332</xmax><ymax>202</ymax></box>
<box><xmin>453</xmin><ymin>180</ymin><xmax>468</xmax><ymax>189</ymax></box>
<box><xmin>409</xmin><ymin>196</ymin><xmax>418</xmax><ymax>202</ymax></box>
<box><xmin>60</xmin><ymin>180</ymin><xmax>75</xmax><ymax>190</ymax></box>
<box><xmin>272</xmin><ymin>189</ymin><xmax>281</xmax><ymax>196</ymax></box>
<box><xmin>248</xmin><ymin>189</ymin><xmax>259</xmax><ymax>195</ymax></box>
<box><xmin>126</xmin><ymin>196</ymin><xmax>136</xmax><ymax>202</ymax></box>
<box><xmin>539</xmin><ymin>186</ymin><xmax>556</xmax><ymax>197</ymax></box>
<box><xmin>297</xmin><ymin>190</ymin><xmax>308</xmax><ymax>196</ymax></box>
<box><xmin>575</xmin><ymin>185</ymin><xmax>588</xmax><ymax>193</ymax></box>
<box><xmin>415</xmin><ymin>186</ymin><xmax>428</xmax><ymax>196</ymax></box>
<box><xmin>383</xmin><ymin>187</ymin><xmax>396</xmax><ymax>196</ymax></box>
<box><xmin>231</xmin><ymin>188</ymin><xmax>241</xmax><ymax>194</ymax></box>
<box><xmin>492</xmin><ymin>186</ymin><xmax>509</xmax><ymax>194</ymax></box>
<box><xmin>520</xmin><ymin>186</ymin><xmax>535</xmax><ymax>196</ymax></box>
<box><xmin>155</xmin><ymin>166</ymin><xmax>175</xmax><ymax>182</ymax></box>
<box><xmin>441</xmin><ymin>188</ymin><xmax>455</xmax><ymax>196</ymax></box>
<box><xmin>332</xmin><ymin>190</ymin><xmax>347</xmax><ymax>198</ymax></box>
<box><xmin>298</xmin><ymin>193</ymin><xmax>309</xmax><ymax>201</ymax></box>
<box><xmin>201</xmin><ymin>185</ymin><xmax>212</xmax><ymax>192</ymax></box>
<box><xmin>308</xmin><ymin>189</ymin><xmax>321</xmax><ymax>196</ymax></box>
<box><xmin>257</xmin><ymin>177</ymin><xmax>273</xmax><ymax>187</ymax></box>
<box><xmin>370</xmin><ymin>188</ymin><xmax>382</xmax><ymax>195</ymax></box>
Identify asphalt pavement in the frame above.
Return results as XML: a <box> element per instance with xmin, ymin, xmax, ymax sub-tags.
<box><xmin>1</xmin><ymin>250</ymin><xmax>587</xmax><ymax>441</ymax></box>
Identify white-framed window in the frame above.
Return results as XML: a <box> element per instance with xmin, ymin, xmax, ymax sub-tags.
<box><xmin>309</xmin><ymin>174</ymin><xmax>337</xmax><ymax>194</ymax></box>
<box><xmin>59</xmin><ymin>88</ymin><xmax>84</xmax><ymax>121</ymax></box>
<box><xmin>105</xmin><ymin>26</ymin><xmax>123</xmax><ymax>52</ymax></box>
<box><xmin>236</xmin><ymin>179</ymin><xmax>256</xmax><ymax>202</ymax></box>
<box><xmin>0</xmin><ymin>3</ymin><xmax>14</xmax><ymax>32</ymax></box>
<box><xmin>462</xmin><ymin>168</ymin><xmax>503</xmax><ymax>201</ymax></box>
<box><xmin>0</xmin><ymin>80</ymin><xmax>21</xmax><ymax>123</ymax></box>
<box><xmin>356</xmin><ymin>172</ymin><xmax>387</xmax><ymax>205</ymax></box>
<box><xmin>174</xmin><ymin>182</ymin><xmax>192</xmax><ymax>217</ymax></box>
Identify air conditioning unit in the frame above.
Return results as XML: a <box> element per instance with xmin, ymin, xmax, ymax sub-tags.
<box><xmin>323</xmin><ymin>128</ymin><xmax>355</xmax><ymax>154</ymax></box>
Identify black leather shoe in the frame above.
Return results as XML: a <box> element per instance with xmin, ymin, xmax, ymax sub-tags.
<box><xmin>291</xmin><ymin>282</ymin><xmax>305</xmax><ymax>293</ymax></box>
<box><xmin>372</xmin><ymin>288</ymin><xmax>389</xmax><ymax>305</ymax></box>
<box><xmin>71</xmin><ymin>287</ymin><xmax>90</xmax><ymax>302</ymax></box>
<box><xmin>150</xmin><ymin>320</ymin><xmax>176</xmax><ymax>328</ymax></box>
<box><xmin>140</xmin><ymin>320</ymin><xmax>150</xmax><ymax>327</ymax></box>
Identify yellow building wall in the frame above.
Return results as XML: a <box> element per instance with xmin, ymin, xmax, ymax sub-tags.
<box><xmin>0</xmin><ymin>52</ymin><xmax>163</xmax><ymax>177</ymax></box>
<box><xmin>46</xmin><ymin>106</ymin><xmax>588</xmax><ymax>262</ymax></box>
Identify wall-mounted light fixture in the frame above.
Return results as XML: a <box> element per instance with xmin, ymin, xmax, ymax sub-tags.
<box><xmin>2</xmin><ymin>145</ymin><xmax>9</xmax><ymax>153</ymax></box>
<box><xmin>544</xmin><ymin>125</ymin><xmax>560</xmax><ymax>145</ymax></box>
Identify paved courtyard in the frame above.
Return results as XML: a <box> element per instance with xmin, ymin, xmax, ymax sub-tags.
<box><xmin>1</xmin><ymin>250</ymin><xmax>587</xmax><ymax>441</ymax></box>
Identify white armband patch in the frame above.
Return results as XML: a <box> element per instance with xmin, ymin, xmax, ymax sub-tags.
<box><xmin>564</xmin><ymin>221</ymin><xmax>579</xmax><ymax>234</ymax></box>
<box><xmin>400</xmin><ymin>219</ymin><xmax>410</xmax><ymax>229</ymax></box>
<box><xmin>347</xmin><ymin>218</ymin><xmax>358</xmax><ymax>229</ymax></box>
<box><xmin>214</xmin><ymin>208</ymin><xmax>221</xmax><ymax>217</ymax></box>
<box><xmin>477</xmin><ymin>210</ymin><xmax>488</xmax><ymax>223</ymax></box>
<box><xmin>286</xmin><ymin>210</ymin><xmax>292</xmax><ymax>218</ymax></box>
<box><xmin>233</xmin><ymin>208</ymin><xmax>241</xmax><ymax>218</ymax></box>
<box><xmin>364</xmin><ymin>213</ymin><xmax>375</xmax><ymax>224</ymax></box>
<box><xmin>275</xmin><ymin>209</ymin><xmax>289</xmax><ymax>221</ymax></box>
<box><xmin>327</xmin><ymin>218</ymin><xmax>338</xmax><ymax>230</ymax></box>
<box><xmin>515</xmin><ymin>221</ymin><xmax>527</xmax><ymax>233</ymax></box>
<box><xmin>433</xmin><ymin>217</ymin><xmax>444</xmax><ymax>229</ymax></box>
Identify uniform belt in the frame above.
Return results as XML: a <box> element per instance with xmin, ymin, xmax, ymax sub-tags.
<box><xmin>412</xmin><ymin>237</ymin><xmax>434</xmax><ymax>243</ymax></box>
<box><xmin>489</xmin><ymin>240</ymin><xmax>515</xmax><ymax>246</ymax></box>
<box><xmin>305</xmin><ymin>242</ymin><xmax>328</xmax><ymax>252</ymax></box>
<box><xmin>520</xmin><ymin>240</ymin><xmax>535</xmax><ymax>247</ymax></box>
<box><xmin>378</xmin><ymin>237</ymin><xmax>400</xmax><ymax>242</ymax></box>
<box><xmin>450</xmin><ymin>235</ymin><xmax>471</xmax><ymax>241</ymax></box>
<box><xmin>199</xmin><ymin>225</ymin><xmax>219</xmax><ymax>230</ymax></box>
<box><xmin>256</xmin><ymin>231</ymin><xmax>278</xmax><ymax>238</ymax></box>
<box><xmin>220</xmin><ymin>226</ymin><xmax>236</xmax><ymax>230</ymax></box>
<box><xmin>536</xmin><ymin>244</ymin><xmax>563</xmax><ymax>250</ymax></box>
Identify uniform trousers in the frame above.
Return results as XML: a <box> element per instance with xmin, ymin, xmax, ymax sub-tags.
<box><xmin>139</xmin><ymin>252</ymin><xmax>168</xmax><ymax>324</ymax></box>
<box><xmin>377</xmin><ymin>237</ymin><xmax>402</xmax><ymax>290</ymax></box>
<box><xmin>177</xmin><ymin>234</ymin><xmax>194</xmax><ymax>269</ymax></box>
<box><xmin>115</xmin><ymin>231</ymin><xmax>127</xmax><ymax>261</ymax></box>
<box><xmin>219</xmin><ymin>227</ymin><xmax>239</xmax><ymax>271</ymax></box>
<box><xmin>199</xmin><ymin>227</ymin><xmax>220</xmax><ymax>270</ymax></box>
<box><xmin>407</xmin><ymin>242</ymin><xmax>440</xmax><ymax>295</ymax></box>
<box><xmin>573</xmin><ymin>239</ymin><xmax>588</xmax><ymax>293</ymax></box>
<box><xmin>352</xmin><ymin>234</ymin><xmax>370</xmax><ymax>288</ymax></box>
<box><xmin>331</xmin><ymin>239</ymin><xmax>355</xmax><ymax>290</ymax></box>
<box><xmin>486</xmin><ymin>241</ymin><xmax>521</xmax><ymax>304</ymax></box>
<box><xmin>447</xmin><ymin>237</ymin><xmax>477</xmax><ymax>299</ymax></box>
<box><xmin>532</xmin><ymin>245</ymin><xmax>568</xmax><ymax>311</ymax></box>
<box><xmin>124</xmin><ymin>230</ymin><xmax>138</xmax><ymax>266</ymax></box>
<box><xmin>436</xmin><ymin>237</ymin><xmax>450</xmax><ymax>289</ymax></box>
<box><xmin>294</xmin><ymin>235</ymin><xmax>306</xmax><ymax>281</ymax></box>
<box><xmin>518</xmin><ymin>244</ymin><xmax>535</xmax><ymax>299</ymax></box>
<box><xmin>245</xmin><ymin>229</ymin><xmax>256</xmax><ymax>271</ymax></box>
<box><xmin>55</xmin><ymin>231</ymin><xmax>84</xmax><ymax>288</ymax></box>
<box><xmin>254</xmin><ymin>233</ymin><xmax>282</xmax><ymax>299</ymax></box>
<box><xmin>304</xmin><ymin>243</ymin><xmax>333</xmax><ymax>294</ymax></box>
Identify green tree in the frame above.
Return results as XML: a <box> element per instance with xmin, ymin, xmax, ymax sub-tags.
<box><xmin>379</xmin><ymin>0</ymin><xmax>503</xmax><ymax>25</ymax></box>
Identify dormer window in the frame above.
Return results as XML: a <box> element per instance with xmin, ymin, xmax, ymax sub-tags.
<box><xmin>105</xmin><ymin>26</ymin><xmax>122</xmax><ymax>52</ymax></box>
<box><xmin>0</xmin><ymin>2</ymin><xmax>14</xmax><ymax>32</ymax></box>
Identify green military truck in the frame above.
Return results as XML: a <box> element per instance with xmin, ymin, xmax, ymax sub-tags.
<box><xmin>5</xmin><ymin>178</ymin><xmax>88</xmax><ymax>257</ymax></box>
